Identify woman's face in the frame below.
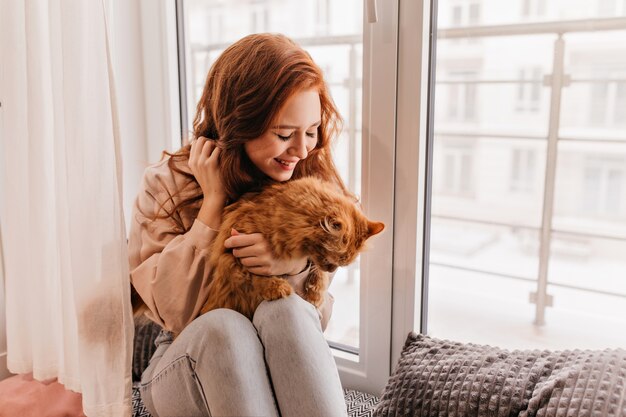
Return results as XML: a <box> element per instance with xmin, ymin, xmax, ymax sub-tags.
<box><xmin>245</xmin><ymin>89</ymin><xmax>321</xmax><ymax>182</ymax></box>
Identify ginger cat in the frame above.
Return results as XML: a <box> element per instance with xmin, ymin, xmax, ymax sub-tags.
<box><xmin>200</xmin><ymin>177</ymin><xmax>384</xmax><ymax>320</ymax></box>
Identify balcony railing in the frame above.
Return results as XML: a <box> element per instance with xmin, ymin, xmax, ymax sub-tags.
<box><xmin>435</xmin><ymin>17</ymin><xmax>626</xmax><ymax>325</ymax></box>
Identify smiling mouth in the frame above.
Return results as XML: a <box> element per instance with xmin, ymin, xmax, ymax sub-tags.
<box><xmin>275</xmin><ymin>158</ymin><xmax>297</xmax><ymax>167</ymax></box>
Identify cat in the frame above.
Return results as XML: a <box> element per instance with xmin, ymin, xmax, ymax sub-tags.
<box><xmin>199</xmin><ymin>176</ymin><xmax>384</xmax><ymax>320</ymax></box>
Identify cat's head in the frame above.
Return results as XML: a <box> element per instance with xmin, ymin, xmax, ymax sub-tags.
<box><xmin>309</xmin><ymin>203</ymin><xmax>384</xmax><ymax>272</ymax></box>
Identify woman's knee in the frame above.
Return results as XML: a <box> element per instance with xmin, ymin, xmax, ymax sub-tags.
<box><xmin>183</xmin><ymin>308</ymin><xmax>257</xmax><ymax>354</ymax></box>
<box><xmin>253</xmin><ymin>294</ymin><xmax>320</xmax><ymax>335</ymax></box>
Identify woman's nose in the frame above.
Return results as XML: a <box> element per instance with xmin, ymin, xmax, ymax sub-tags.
<box><xmin>288</xmin><ymin>133</ymin><xmax>308</xmax><ymax>159</ymax></box>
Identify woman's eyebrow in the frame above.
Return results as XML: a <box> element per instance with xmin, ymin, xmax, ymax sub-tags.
<box><xmin>272</xmin><ymin>120</ymin><xmax>322</xmax><ymax>129</ymax></box>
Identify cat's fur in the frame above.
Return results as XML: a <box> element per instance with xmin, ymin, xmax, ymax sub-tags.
<box><xmin>200</xmin><ymin>177</ymin><xmax>384</xmax><ymax>320</ymax></box>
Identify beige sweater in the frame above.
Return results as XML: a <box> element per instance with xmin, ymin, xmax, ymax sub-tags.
<box><xmin>128</xmin><ymin>157</ymin><xmax>334</xmax><ymax>335</ymax></box>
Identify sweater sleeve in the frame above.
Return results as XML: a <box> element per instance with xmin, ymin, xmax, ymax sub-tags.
<box><xmin>128</xmin><ymin>161</ymin><xmax>217</xmax><ymax>334</ymax></box>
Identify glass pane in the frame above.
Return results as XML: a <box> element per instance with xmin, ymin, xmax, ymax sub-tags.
<box><xmin>544</xmin><ymin>284</ymin><xmax>626</xmax><ymax>349</ymax></box>
<box><xmin>549</xmin><ymin>233</ymin><xmax>626</xmax><ymax>295</ymax></box>
<box><xmin>432</xmin><ymin>137</ymin><xmax>546</xmax><ymax>228</ymax></box>
<box><xmin>183</xmin><ymin>0</ymin><xmax>364</xmax><ymax>349</ymax></box>
<box><xmin>553</xmin><ymin>141</ymin><xmax>626</xmax><ymax>238</ymax></box>
<box><xmin>435</xmin><ymin>35</ymin><xmax>554</xmax><ymax>137</ymax></box>
<box><xmin>430</xmin><ymin>219</ymin><xmax>540</xmax><ymax>280</ymax></box>
<box><xmin>438</xmin><ymin>0</ymin><xmax>626</xmax><ymax>28</ymax></box>
<box><xmin>560</xmin><ymin>30</ymin><xmax>626</xmax><ymax>137</ymax></box>
<box><xmin>428</xmin><ymin>0</ymin><xmax>626</xmax><ymax>350</ymax></box>
<box><xmin>428</xmin><ymin>265</ymin><xmax>539</xmax><ymax>349</ymax></box>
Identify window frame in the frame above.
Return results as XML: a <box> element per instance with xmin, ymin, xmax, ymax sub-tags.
<box><xmin>156</xmin><ymin>0</ymin><xmax>436</xmax><ymax>394</ymax></box>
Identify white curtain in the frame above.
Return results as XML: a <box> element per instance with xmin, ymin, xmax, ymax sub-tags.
<box><xmin>0</xmin><ymin>1</ymin><xmax>134</xmax><ymax>415</ymax></box>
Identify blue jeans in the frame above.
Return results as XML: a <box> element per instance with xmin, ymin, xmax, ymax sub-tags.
<box><xmin>139</xmin><ymin>294</ymin><xmax>348</xmax><ymax>417</ymax></box>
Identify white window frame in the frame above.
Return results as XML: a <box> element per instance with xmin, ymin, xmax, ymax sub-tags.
<box><xmin>332</xmin><ymin>0</ymin><xmax>399</xmax><ymax>393</ymax></box>
<box><xmin>390</xmin><ymin>0</ymin><xmax>432</xmax><ymax>372</ymax></box>
<box><xmin>136</xmin><ymin>0</ymin><xmax>435</xmax><ymax>396</ymax></box>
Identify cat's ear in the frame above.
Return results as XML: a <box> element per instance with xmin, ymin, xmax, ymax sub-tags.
<box><xmin>367</xmin><ymin>221</ymin><xmax>384</xmax><ymax>237</ymax></box>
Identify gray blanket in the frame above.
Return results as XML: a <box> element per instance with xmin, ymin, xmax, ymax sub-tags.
<box><xmin>374</xmin><ymin>333</ymin><xmax>626</xmax><ymax>417</ymax></box>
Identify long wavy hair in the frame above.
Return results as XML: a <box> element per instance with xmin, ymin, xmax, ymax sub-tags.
<box><xmin>156</xmin><ymin>33</ymin><xmax>352</xmax><ymax>233</ymax></box>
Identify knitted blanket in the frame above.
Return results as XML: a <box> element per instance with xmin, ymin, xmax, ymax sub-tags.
<box><xmin>374</xmin><ymin>333</ymin><xmax>626</xmax><ymax>417</ymax></box>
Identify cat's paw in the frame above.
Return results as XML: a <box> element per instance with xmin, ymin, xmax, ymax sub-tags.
<box><xmin>302</xmin><ymin>289</ymin><xmax>325</xmax><ymax>308</ymax></box>
<box><xmin>261</xmin><ymin>278</ymin><xmax>293</xmax><ymax>301</ymax></box>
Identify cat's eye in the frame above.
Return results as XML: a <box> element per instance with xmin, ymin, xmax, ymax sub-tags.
<box><xmin>331</xmin><ymin>220</ymin><xmax>342</xmax><ymax>230</ymax></box>
<box><xmin>322</xmin><ymin>216</ymin><xmax>343</xmax><ymax>234</ymax></box>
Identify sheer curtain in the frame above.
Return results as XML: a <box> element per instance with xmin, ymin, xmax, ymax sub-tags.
<box><xmin>0</xmin><ymin>0</ymin><xmax>134</xmax><ymax>415</ymax></box>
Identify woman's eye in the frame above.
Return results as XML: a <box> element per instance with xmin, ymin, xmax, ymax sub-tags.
<box><xmin>306</xmin><ymin>131</ymin><xmax>317</xmax><ymax>138</ymax></box>
<box><xmin>276</xmin><ymin>133</ymin><xmax>293</xmax><ymax>141</ymax></box>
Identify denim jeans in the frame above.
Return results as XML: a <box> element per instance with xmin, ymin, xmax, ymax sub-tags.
<box><xmin>139</xmin><ymin>294</ymin><xmax>348</xmax><ymax>417</ymax></box>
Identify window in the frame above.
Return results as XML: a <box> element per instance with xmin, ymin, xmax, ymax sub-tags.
<box><xmin>616</xmin><ymin>82</ymin><xmax>626</xmax><ymax>125</ymax></box>
<box><xmin>516</xmin><ymin>67</ymin><xmax>542</xmax><ymax>112</ymax></box>
<box><xmin>181</xmin><ymin>0</ymin><xmax>365</xmax><ymax>349</ymax></box>
<box><xmin>597</xmin><ymin>0</ymin><xmax>626</xmax><ymax>16</ymax></box>
<box><xmin>178</xmin><ymin>0</ymin><xmax>395</xmax><ymax>393</ymax></box>
<box><xmin>510</xmin><ymin>148</ymin><xmax>537</xmax><ymax>192</ymax></box>
<box><xmin>250</xmin><ymin>6</ymin><xmax>269</xmax><ymax>32</ymax></box>
<box><xmin>427</xmin><ymin>0</ymin><xmax>626</xmax><ymax>351</ymax></box>
<box><xmin>598</xmin><ymin>0</ymin><xmax>616</xmax><ymax>16</ymax></box>
<box><xmin>590</xmin><ymin>81</ymin><xmax>609</xmax><ymax>125</ymax></box>
<box><xmin>446</xmin><ymin>1</ymin><xmax>481</xmax><ymax>45</ymax></box>
<box><xmin>448</xmin><ymin>1</ymin><xmax>481</xmax><ymax>27</ymax></box>
<box><xmin>446</xmin><ymin>72</ymin><xmax>478</xmax><ymax>122</ymax></box>
<box><xmin>589</xmin><ymin>77</ymin><xmax>626</xmax><ymax>127</ymax></box>
<box><xmin>439</xmin><ymin>144</ymin><xmax>474</xmax><ymax>196</ymax></box>
<box><xmin>522</xmin><ymin>0</ymin><xmax>546</xmax><ymax>18</ymax></box>
<box><xmin>315</xmin><ymin>0</ymin><xmax>330</xmax><ymax>35</ymax></box>
<box><xmin>583</xmin><ymin>158</ymin><xmax>624</xmax><ymax>217</ymax></box>
<box><xmin>171</xmin><ymin>0</ymin><xmax>626</xmax><ymax>394</ymax></box>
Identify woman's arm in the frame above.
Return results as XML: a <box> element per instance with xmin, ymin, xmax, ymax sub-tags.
<box><xmin>129</xmin><ymin>161</ymin><xmax>218</xmax><ymax>334</ymax></box>
<box><xmin>131</xmin><ymin>138</ymin><xmax>226</xmax><ymax>334</ymax></box>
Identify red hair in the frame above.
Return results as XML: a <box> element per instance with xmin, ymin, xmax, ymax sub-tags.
<box><xmin>157</xmin><ymin>33</ymin><xmax>352</xmax><ymax>231</ymax></box>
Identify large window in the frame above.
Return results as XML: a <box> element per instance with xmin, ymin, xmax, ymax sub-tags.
<box><xmin>171</xmin><ymin>0</ymin><xmax>626</xmax><ymax>395</ymax></box>
<box><xmin>180</xmin><ymin>0</ymin><xmax>365</xmax><ymax>350</ymax></box>
<box><xmin>178</xmin><ymin>0</ymin><xmax>397</xmax><ymax>393</ymax></box>
<box><xmin>428</xmin><ymin>0</ymin><xmax>626</xmax><ymax>350</ymax></box>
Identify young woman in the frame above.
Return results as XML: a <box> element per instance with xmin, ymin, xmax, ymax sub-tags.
<box><xmin>129</xmin><ymin>33</ymin><xmax>353</xmax><ymax>417</ymax></box>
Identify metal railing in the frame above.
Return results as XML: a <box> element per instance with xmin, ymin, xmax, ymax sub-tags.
<box><xmin>435</xmin><ymin>17</ymin><xmax>626</xmax><ymax>325</ymax></box>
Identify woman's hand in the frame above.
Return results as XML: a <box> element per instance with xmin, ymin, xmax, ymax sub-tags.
<box><xmin>225</xmin><ymin>229</ymin><xmax>309</xmax><ymax>276</ymax></box>
<box><xmin>189</xmin><ymin>137</ymin><xmax>226</xmax><ymax>230</ymax></box>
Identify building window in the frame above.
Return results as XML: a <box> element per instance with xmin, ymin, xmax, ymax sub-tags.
<box><xmin>250</xmin><ymin>7</ymin><xmax>269</xmax><ymax>32</ymax></box>
<box><xmin>590</xmin><ymin>82</ymin><xmax>609</xmax><ymax>126</ymax></box>
<box><xmin>597</xmin><ymin>0</ymin><xmax>626</xmax><ymax>16</ymax></box>
<box><xmin>589</xmin><ymin>77</ymin><xmax>626</xmax><ymax>127</ymax></box>
<box><xmin>583</xmin><ymin>158</ymin><xmax>624</xmax><ymax>218</ymax></box>
<box><xmin>450</xmin><ymin>1</ymin><xmax>481</xmax><ymax>27</ymax></box>
<box><xmin>441</xmin><ymin>145</ymin><xmax>475</xmax><ymax>196</ymax></box>
<box><xmin>616</xmin><ymin>82</ymin><xmax>626</xmax><ymax>126</ymax></box>
<box><xmin>315</xmin><ymin>0</ymin><xmax>330</xmax><ymax>35</ymax></box>
<box><xmin>447</xmin><ymin>72</ymin><xmax>478</xmax><ymax>122</ymax></box>
<box><xmin>510</xmin><ymin>149</ymin><xmax>537</xmax><ymax>192</ymax></box>
<box><xmin>522</xmin><ymin>0</ymin><xmax>546</xmax><ymax>17</ymax></box>
<box><xmin>598</xmin><ymin>0</ymin><xmax>616</xmax><ymax>16</ymax></box>
<box><xmin>516</xmin><ymin>67</ymin><xmax>542</xmax><ymax>112</ymax></box>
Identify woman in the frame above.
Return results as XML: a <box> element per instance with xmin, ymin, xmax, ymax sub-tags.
<box><xmin>129</xmin><ymin>33</ymin><xmax>353</xmax><ymax>417</ymax></box>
